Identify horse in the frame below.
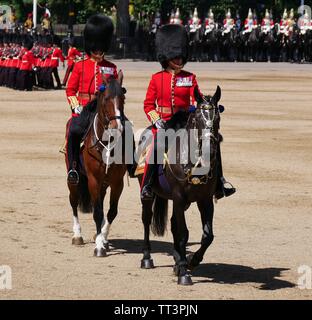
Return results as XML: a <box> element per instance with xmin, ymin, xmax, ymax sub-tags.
<box><xmin>259</xmin><ymin>26</ymin><xmax>276</xmax><ymax>62</ymax></box>
<box><xmin>287</xmin><ymin>25</ymin><xmax>301</xmax><ymax>63</ymax></box>
<box><xmin>67</xmin><ymin>72</ymin><xmax>128</xmax><ymax>257</ymax></box>
<box><xmin>202</xmin><ymin>27</ymin><xmax>220</xmax><ymax>62</ymax></box>
<box><xmin>245</xmin><ymin>26</ymin><xmax>260</xmax><ymax>62</ymax></box>
<box><xmin>188</xmin><ymin>26</ymin><xmax>203</xmax><ymax>62</ymax></box>
<box><xmin>137</xmin><ymin>86</ymin><xmax>223</xmax><ymax>285</ymax></box>
<box><xmin>221</xmin><ymin>27</ymin><xmax>237</xmax><ymax>62</ymax></box>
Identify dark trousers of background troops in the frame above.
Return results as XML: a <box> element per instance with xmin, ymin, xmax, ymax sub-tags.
<box><xmin>35</xmin><ymin>67</ymin><xmax>61</xmax><ymax>89</ymax></box>
<box><xmin>0</xmin><ymin>67</ymin><xmax>33</xmax><ymax>90</ymax></box>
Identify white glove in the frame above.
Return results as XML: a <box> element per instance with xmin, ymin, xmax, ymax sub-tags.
<box><xmin>154</xmin><ymin>119</ymin><xmax>166</xmax><ymax>130</ymax></box>
<box><xmin>72</xmin><ymin>106</ymin><xmax>83</xmax><ymax>115</ymax></box>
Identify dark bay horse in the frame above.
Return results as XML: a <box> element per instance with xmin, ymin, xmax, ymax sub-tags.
<box><xmin>67</xmin><ymin>72</ymin><xmax>127</xmax><ymax>257</ymax></box>
<box><xmin>138</xmin><ymin>86</ymin><xmax>224</xmax><ymax>285</ymax></box>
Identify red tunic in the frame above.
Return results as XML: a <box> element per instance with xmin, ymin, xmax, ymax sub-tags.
<box><xmin>66</xmin><ymin>47</ymin><xmax>81</xmax><ymax>67</ymax></box>
<box><xmin>66</xmin><ymin>56</ymin><xmax>118</xmax><ymax>112</ymax></box>
<box><xmin>50</xmin><ymin>47</ymin><xmax>65</xmax><ymax>68</ymax></box>
<box><xmin>144</xmin><ymin>70</ymin><xmax>200</xmax><ymax>123</ymax></box>
<box><xmin>20</xmin><ymin>50</ymin><xmax>35</xmax><ymax>71</ymax></box>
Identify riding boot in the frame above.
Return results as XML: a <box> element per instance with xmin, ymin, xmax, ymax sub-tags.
<box><xmin>67</xmin><ymin>134</ymin><xmax>80</xmax><ymax>185</ymax></box>
<box><xmin>214</xmin><ymin>141</ymin><xmax>236</xmax><ymax>200</ymax></box>
<box><xmin>141</xmin><ymin>163</ymin><xmax>157</xmax><ymax>200</ymax></box>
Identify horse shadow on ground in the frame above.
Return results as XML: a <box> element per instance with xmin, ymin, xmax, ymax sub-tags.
<box><xmin>191</xmin><ymin>263</ymin><xmax>296</xmax><ymax>290</ymax></box>
<box><xmin>108</xmin><ymin>239</ymin><xmax>296</xmax><ymax>291</ymax></box>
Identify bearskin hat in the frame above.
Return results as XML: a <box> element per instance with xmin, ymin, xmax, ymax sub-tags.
<box><xmin>83</xmin><ymin>14</ymin><xmax>114</xmax><ymax>55</ymax></box>
<box><xmin>156</xmin><ymin>24</ymin><xmax>189</xmax><ymax>68</ymax></box>
<box><xmin>23</xmin><ymin>36</ymin><xmax>34</xmax><ymax>50</ymax></box>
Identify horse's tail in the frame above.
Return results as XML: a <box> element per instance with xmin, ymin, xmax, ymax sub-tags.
<box><xmin>151</xmin><ymin>195</ymin><xmax>168</xmax><ymax>237</ymax></box>
<box><xmin>78</xmin><ymin>174</ymin><xmax>93</xmax><ymax>213</ymax></box>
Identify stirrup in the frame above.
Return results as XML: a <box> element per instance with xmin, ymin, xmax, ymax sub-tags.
<box><xmin>67</xmin><ymin>169</ymin><xmax>79</xmax><ymax>185</ymax></box>
<box><xmin>215</xmin><ymin>178</ymin><xmax>236</xmax><ymax>200</ymax></box>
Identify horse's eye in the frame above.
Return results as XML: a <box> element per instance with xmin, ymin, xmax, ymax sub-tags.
<box><xmin>122</xmin><ymin>87</ymin><xmax>127</xmax><ymax>95</ymax></box>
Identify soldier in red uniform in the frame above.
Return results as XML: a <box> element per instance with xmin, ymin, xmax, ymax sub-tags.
<box><xmin>66</xmin><ymin>14</ymin><xmax>118</xmax><ymax>185</ymax></box>
<box><xmin>50</xmin><ymin>36</ymin><xmax>65</xmax><ymax>89</ymax></box>
<box><xmin>62</xmin><ymin>38</ymin><xmax>81</xmax><ymax>86</ymax></box>
<box><xmin>141</xmin><ymin>24</ymin><xmax>236</xmax><ymax>200</ymax></box>
<box><xmin>16</xmin><ymin>37</ymin><xmax>35</xmax><ymax>91</ymax></box>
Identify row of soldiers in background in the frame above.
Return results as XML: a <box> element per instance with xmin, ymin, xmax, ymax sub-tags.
<box><xmin>146</xmin><ymin>8</ymin><xmax>312</xmax><ymax>63</ymax></box>
<box><xmin>0</xmin><ymin>33</ymin><xmax>82</xmax><ymax>91</ymax></box>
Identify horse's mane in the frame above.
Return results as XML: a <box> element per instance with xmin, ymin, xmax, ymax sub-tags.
<box><xmin>106</xmin><ymin>78</ymin><xmax>123</xmax><ymax>99</ymax></box>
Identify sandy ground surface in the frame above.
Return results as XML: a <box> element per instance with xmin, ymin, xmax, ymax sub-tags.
<box><xmin>0</xmin><ymin>62</ymin><xmax>312</xmax><ymax>300</ymax></box>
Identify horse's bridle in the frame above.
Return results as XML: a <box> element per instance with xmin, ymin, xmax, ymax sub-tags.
<box><xmin>164</xmin><ymin>99</ymin><xmax>220</xmax><ymax>185</ymax></box>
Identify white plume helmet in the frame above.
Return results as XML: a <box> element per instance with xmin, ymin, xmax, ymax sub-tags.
<box><xmin>226</xmin><ymin>9</ymin><xmax>231</xmax><ymax>18</ymax></box>
<box><xmin>265</xmin><ymin>9</ymin><xmax>270</xmax><ymax>19</ymax></box>
<box><xmin>208</xmin><ymin>9</ymin><xmax>214</xmax><ymax>19</ymax></box>
<box><xmin>289</xmin><ymin>8</ymin><xmax>294</xmax><ymax>19</ymax></box>
<box><xmin>175</xmin><ymin>8</ymin><xmax>180</xmax><ymax>18</ymax></box>
<box><xmin>193</xmin><ymin>7</ymin><xmax>198</xmax><ymax>18</ymax></box>
<box><xmin>304</xmin><ymin>10</ymin><xmax>309</xmax><ymax>20</ymax></box>
<box><xmin>282</xmin><ymin>8</ymin><xmax>288</xmax><ymax>19</ymax></box>
<box><xmin>170</xmin><ymin>10</ymin><xmax>174</xmax><ymax>18</ymax></box>
<box><xmin>248</xmin><ymin>8</ymin><xmax>253</xmax><ymax>19</ymax></box>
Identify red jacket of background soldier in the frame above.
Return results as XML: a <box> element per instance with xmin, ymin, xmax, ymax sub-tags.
<box><xmin>66</xmin><ymin>56</ymin><xmax>118</xmax><ymax>113</ymax></box>
<box><xmin>144</xmin><ymin>70</ymin><xmax>200</xmax><ymax>124</ymax></box>
<box><xmin>51</xmin><ymin>46</ymin><xmax>65</xmax><ymax>68</ymax></box>
<box><xmin>20</xmin><ymin>50</ymin><xmax>35</xmax><ymax>71</ymax></box>
<box><xmin>66</xmin><ymin>47</ymin><xmax>81</xmax><ymax>67</ymax></box>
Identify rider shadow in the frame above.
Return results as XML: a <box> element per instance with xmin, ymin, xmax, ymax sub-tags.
<box><xmin>191</xmin><ymin>263</ymin><xmax>296</xmax><ymax>290</ymax></box>
<box><xmin>109</xmin><ymin>239</ymin><xmax>200</xmax><ymax>257</ymax></box>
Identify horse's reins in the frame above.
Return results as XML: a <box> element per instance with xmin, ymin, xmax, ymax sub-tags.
<box><xmin>163</xmin><ymin>100</ymin><xmax>220</xmax><ymax>185</ymax></box>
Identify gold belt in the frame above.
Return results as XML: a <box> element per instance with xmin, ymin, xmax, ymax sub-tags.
<box><xmin>78</xmin><ymin>93</ymin><xmax>96</xmax><ymax>100</ymax></box>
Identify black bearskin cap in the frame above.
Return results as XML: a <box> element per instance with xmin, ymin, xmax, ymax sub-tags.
<box><xmin>23</xmin><ymin>36</ymin><xmax>34</xmax><ymax>50</ymax></box>
<box><xmin>84</xmin><ymin>14</ymin><xmax>114</xmax><ymax>55</ymax></box>
<box><xmin>156</xmin><ymin>24</ymin><xmax>189</xmax><ymax>68</ymax></box>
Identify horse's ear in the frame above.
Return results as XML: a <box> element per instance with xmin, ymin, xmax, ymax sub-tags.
<box><xmin>118</xmin><ymin>70</ymin><xmax>124</xmax><ymax>87</ymax></box>
<box><xmin>194</xmin><ymin>86</ymin><xmax>202</xmax><ymax>103</ymax></box>
<box><xmin>212</xmin><ymin>86</ymin><xmax>221</xmax><ymax>104</ymax></box>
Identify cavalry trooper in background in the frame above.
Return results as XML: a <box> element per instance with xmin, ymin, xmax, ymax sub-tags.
<box><xmin>62</xmin><ymin>38</ymin><xmax>82</xmax><ymax>87</ymax></box>
<box><xmin>141</xmin><ymin>24</ymin><xmax>236</xmax><ymax>200</ymax></box>
<box><xmin>205</xmin><ymin>9</ymin><xmax>216</xmax><ymax>35</ymax></box>
<box><xmin>287</xmin><ymin>8</ymin><xmax>296</xmax><ymax>35</ymax></box>
<box><xmin>65</xmin><ymin>14</ymin><xmax>119</xmax><ymax>185</ymax></box>
<box><xmin>279</xmin><ymin>9</ymin><xmax>289</xmax><ymax>35</ymax></box>
<box><xmin>170</xmin><ymin>8</ymin><xmax>183</xmax><ymax>25</ymax></box>
<box><xmin>243</xmin><ymin>8</ymin><xmax>257</xmax><ymax>35</ymax></box>
<box><xmin>261</xmin><ymin>9</ymin><xmax>274</xmax><ymax>34</ymax></box>
<box><xmin>223</xmin><ymin>9</ymin><xmax>235</xmax><ymax>35</ymax></box>
<box><xmin>24</xmin><ymin>13</ymin><xmax>34</xmax><ymax>32</ymax></box>
<box><xmin>299</xmin><ymin>10</ymin><xmax>311</xmax><ymax>35</ymax></box>
<box><xmin>41</xmin><ymin>13</ymin><xmax>51</xmax><ymax>35</ymax></box>
<box><xmin>188</xmin><ymin>8</ymin><xmax>202</xmax><ymax>34</ymax></box>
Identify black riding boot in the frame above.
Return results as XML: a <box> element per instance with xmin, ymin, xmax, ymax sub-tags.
<box><xmin>215</xmin><ymin>142</ymin><xmax>236</xmax><ymax>200</ymax></box>
<box><xmin>141</xmin><ymin>164</ymin><xmax>157</xmax><ymax>200</ymax></box>
<box><xmin>67</xmin><ymin>134</ymin><xmax>80</xmax><ymax>185</ymax></box>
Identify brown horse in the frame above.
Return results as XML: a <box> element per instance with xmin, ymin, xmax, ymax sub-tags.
<box><xmin>67</xmin><ymin>71</ymin><xmax>127</xmax><ymax>257</ymax></box>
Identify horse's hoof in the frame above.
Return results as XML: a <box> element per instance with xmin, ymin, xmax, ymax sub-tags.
<box><xmin>94</xmin><ymin>248</ymin><xmax>106</xmax><ymax>257</ymax></box>
<box><xmin>104</xmin><ymin>243</ymin><xmax>110</xmax><ymax>252</ymax></box>
<box><xmin>72</xmin><ymin>237</ymin><xmax>84</xmax><ymax>246</ymax></box>
<box><xmin>178</xmin><ymin>274</ymin><xmax>193</xmax><ymax>286</ymax></box>
<box><xmin>141</xmin><ymin>259</ymin><xmax>154</xmax><ymax>269</ymax></box>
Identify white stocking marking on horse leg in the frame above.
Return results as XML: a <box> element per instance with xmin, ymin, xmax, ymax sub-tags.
<box><xmin>73</xmin><ymin>216</ymin><xmax>82</xmax><ymax>238</ymax></box>
<box><xmin>95</xmin><ymin>234</ymin><xmax>105</xmax><ymax>250</ymax></box>
<box><xmin>102</xmin><ymin>221</ymin><xmax>111</xmax><ymax>244</ymax></box>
